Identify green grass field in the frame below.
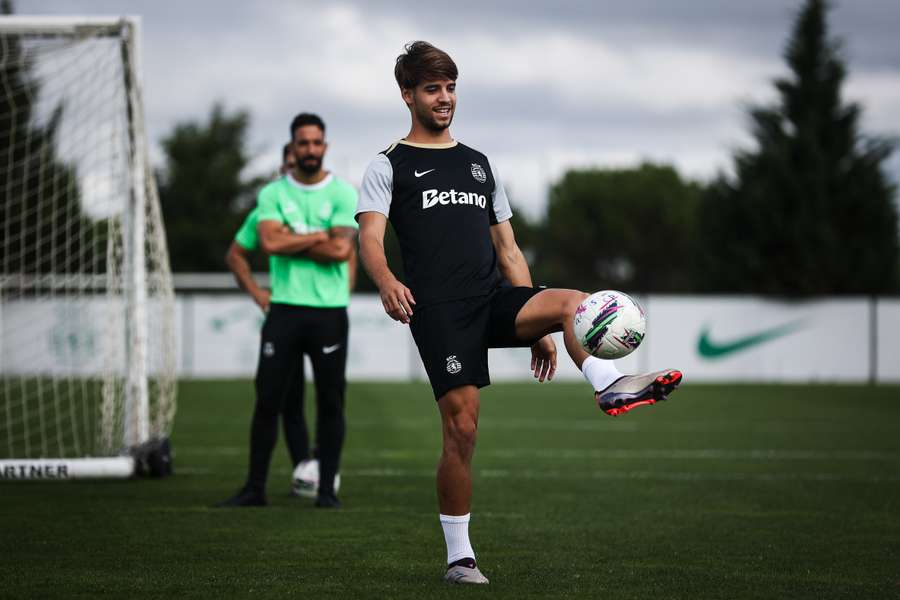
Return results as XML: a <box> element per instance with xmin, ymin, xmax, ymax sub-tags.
<box><xmin>2</xmin><ymin>381</ymin><xmax>899</xmax><ymax>599</ymax></box>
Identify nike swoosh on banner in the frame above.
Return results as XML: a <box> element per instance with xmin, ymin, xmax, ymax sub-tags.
<box><xmin>322</xmin><ymin>344</ymin><xmax>341</xmax><ymax>354</ymax></box>
<box><xmin>414</xmin><ymin>169</ymin><xmax>435</xmax><ymax>177</ymax></box>
<box><xmin>697</xmin><ymin>320</ymin><xmax>806</xmax><ymax>359</ymax></box>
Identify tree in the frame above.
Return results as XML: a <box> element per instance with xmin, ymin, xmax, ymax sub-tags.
<box><xmin>156</xmin><ymin>104</ymin><xmax>265</xmax><ymax>272</ymax></box>
<box><xmin>0</xmin><ymin>0</ymin><xmax>103</xmax><ymax>275</ymax></box>
<box><xmin>533</xmin><ymin>163</ymin><xmax>701</xmax><ymax>293</ymax></box>
<box><xmin>695</xmin><ymin>0</ymin><xmax>898</xmax><ymax>295</ymax></box>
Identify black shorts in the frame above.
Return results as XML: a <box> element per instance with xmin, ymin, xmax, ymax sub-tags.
<box><xmin>409</xmin><ymin>286</ymin><xmax>544</xmax><ymax>400</ymax></box>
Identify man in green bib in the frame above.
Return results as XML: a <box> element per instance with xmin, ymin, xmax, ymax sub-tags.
<box><xmin>219</xmin><ymin>114</ymin><xmax>358</xmax><ymax>508</ymax></box>
<box><xmin>225</xmin><ymin>143</ymin><xmax>332</xmax><ymax>499</ymax></box>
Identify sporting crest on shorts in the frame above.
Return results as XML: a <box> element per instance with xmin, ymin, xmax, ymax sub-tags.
<box><xmin>470</xmin><ymin>163</ymin><xmax>486</xmax><ymax>184</ymax></box>
<box><xmin>446</xmin><ymin>355</ymin><xmax>462</xmax><ymax>374</ymax></box>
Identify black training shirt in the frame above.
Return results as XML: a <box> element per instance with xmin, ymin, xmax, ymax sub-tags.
<box><xmin>356</xmin><ymin>140</ymin><xmax>513</xmax><ymax>307</ymax></box>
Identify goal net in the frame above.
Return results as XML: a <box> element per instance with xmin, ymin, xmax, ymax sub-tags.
<box><xmin>0</xmin><ymin>17</ymin><xmax>176</xmax><ymax>479</ymax></box>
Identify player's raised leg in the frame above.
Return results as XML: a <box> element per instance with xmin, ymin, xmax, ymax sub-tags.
<box><xmin>513</xmin><ymin>288</ymin><xmax>682</xmax><ymax>416</ymax></box>
<box><xmin>436</xmin><ymin>385</ymin><xmax>489</xmax><ymax>584</ymax></box>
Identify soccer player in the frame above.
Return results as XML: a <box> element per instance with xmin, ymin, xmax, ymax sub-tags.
<box><xmin>219</xmin><ymin>113</ymin><xmax>358</xmax><ymax>509</ymax></box>
<box><xmin>224</xmin><ymin>142</ymin><xmax>317</xmax><ymax>496</ymax></box>
<box><xmin>356</xmin><ymin>42</ymin><xmax>682</xmax><ymax>584</ymax></box>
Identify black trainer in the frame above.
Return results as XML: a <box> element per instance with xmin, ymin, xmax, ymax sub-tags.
<box><xmin>216</xmin><ymin>487</ymin><xmax>267</xmax><ymax>508</ymax></box>
<box><xmin>314</xmin><ymin>491</ymin><xmax>342</xmax><ymax>509</ymax></box>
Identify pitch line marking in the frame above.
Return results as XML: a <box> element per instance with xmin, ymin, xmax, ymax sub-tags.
<box><xmin>172</xmin><ymin>465</ymin><xmax>900</xmax><ymax>483</ymax></box>
<box><xmin>343</xmin><ymin>468</ymin><xmax>900</xmax><ymax>483</ymax></box>
<box><xmin>179</xmin><ymin>447</ymin><xmax>900</xmax><ymax>461</ymax></box>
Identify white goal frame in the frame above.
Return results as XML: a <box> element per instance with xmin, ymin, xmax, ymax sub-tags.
<box><xmin>0</xmin><ymin>16</ymin><xmax>172</xmax><ymax>480</ymax></box>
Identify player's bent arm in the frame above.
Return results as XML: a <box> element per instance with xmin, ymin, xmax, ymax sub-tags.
<box><xmin>225</xmin><ymin>242</ymin><xmax>270</xmax><ymax>311</ymax></box>
<box><xmin>258</xmin><ymin>220</ymin><xmax>328</xmax><ymax>255</ymax></box>
<box><xmin>490</xmin><ymin>220</ymin><xmax>533</xmax><ymax>287</ymax></box>
<box><xmin>358</xmin><ymin>212</ymin><xmax>395</xmax><ymax>289</ymax></box>
<box><xmin>358</xmin><ymin>211</ymin><xmax>415</xmax><ymax>323</ymax></box>
<box><xmin>304</xmin><ymin>227</ymin><xmax>356</xmax><ymax>263</ymax></box>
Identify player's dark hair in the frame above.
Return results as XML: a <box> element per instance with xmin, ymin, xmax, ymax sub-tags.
<box><xmin>394</xmin><ymin>41</ymin><xmax>457</xmax><ymax>89</ymax></box>
<box><xmin>290</xmin><ymin>113</ymin><xmax>326</xmax><ymax>138</ymax></box>
<box><xmin>282</xmin><ymin>142</ymin><xmax>292</xmax><ymax>160</ymax></box>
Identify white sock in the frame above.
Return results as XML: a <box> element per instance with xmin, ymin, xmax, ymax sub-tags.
<box><xmin>440</xmin><ymin>513</ymin><xmax>475</xmax><ymax>565</ymax></box>
<box><xmin>582</xmin><ymin>356</ymin><xmax>623</xmax><ymax>392</ymax></box>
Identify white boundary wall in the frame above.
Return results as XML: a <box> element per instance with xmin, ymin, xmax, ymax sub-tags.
<box><xmin>2</xmin><ymin>294</ymin><xmax>898</xmax><ymax>383</ymax></box>
<box><xmin>877</xmin><ymin>300</ymin><xmax>900</xmax><ymax>382</ymax></box>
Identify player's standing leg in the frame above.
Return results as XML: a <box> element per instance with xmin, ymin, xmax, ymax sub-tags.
<box><xmin>217</xmin><ymin>305</ymin><xmax>301</xmax><ymax>506</ymax></box>
<box><xmin>305</xmin><ymin>307</ymin><xmax>349</xmax><ymax>508</ymax></box>
<box><xmin>250</xmin><ymin>307</ymin><xmax>303</xmax><ymax>495</ymax></box>
<box><xmin>284</xmin><ymin>356</ymin><xmax>329</xmax><ymax>499</ymax></box>
<box><xmin>281</xmin><ymin>358</ymin><xmax>309</xmax><ymax>466</ymax></box>
<box><xmin>436</xmin><ymin>385</ymin><xmax>489</xmax><ymax>584</ymax></box>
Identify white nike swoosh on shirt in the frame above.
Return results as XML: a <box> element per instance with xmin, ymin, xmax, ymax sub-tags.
<box><xmin>322</xmin><ymin>344</ymin><xmax>342</xmax><ymax>354</ymax></box>
<box><xmin>414</xmin><ymin>169</ymin><xmax>435</xmax><ymax>178</ymax></box>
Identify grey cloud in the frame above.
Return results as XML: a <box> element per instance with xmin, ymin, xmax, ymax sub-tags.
<box><xmin>351</xmin><ymin>0</ymin><xmax>898</xmax><ymax>68</ymax></box>
<box><xmin>10</xmin><ymin>0</ymin><xmax>899</xmax><ymax>218</ymax></box>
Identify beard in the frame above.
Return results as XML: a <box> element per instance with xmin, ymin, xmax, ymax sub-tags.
<box><xmin>415</xmin><ymin>102</ymin><xmax>453</xmax><ymax>132</ymax></box>
<box><xmin>296</xmin><ymin>155</ymin><xmax>322</xmax><ymax>175</ymax></box>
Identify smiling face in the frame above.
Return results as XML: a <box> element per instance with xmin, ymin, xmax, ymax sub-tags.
<box><xmin>403</xmin><ymin>78</ymin><xmax>456</xmax><ymax>133</ymax></box>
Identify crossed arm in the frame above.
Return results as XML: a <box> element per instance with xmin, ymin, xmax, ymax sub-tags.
<box><xmin>258</xmin><ymin>221</ymin><xmax>356</xmax><ymax>262</ymax></box>
<box><xmin>258</xmin><ymin>220</ymin><xmax>328</xmax><ymax>255</ymax></box>
<box><xmin>257</xmin><ymin>220</ymin><xmax>357</xmax><ymax>290</ymax></box>
<box><xmin>306</xmin><ymin>226</ymin><xmax>357</xmax><ymax>263</ymax></box>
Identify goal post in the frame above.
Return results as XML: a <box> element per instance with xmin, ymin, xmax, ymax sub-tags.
<box><xmin>0</xmin><ymin>16</ymin><xmax>177</xmax><ymax>479</ymax></box>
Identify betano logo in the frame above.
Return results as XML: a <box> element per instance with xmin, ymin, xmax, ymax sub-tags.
<box><xmin>422</xmin><ymin>188</ymin><xmax>486</xmax><ymax>210</ymax></box>
<box><xmin>697</xmin><ymin>320</ymin><xmax>806</xmax><ymax>359</ymax></box>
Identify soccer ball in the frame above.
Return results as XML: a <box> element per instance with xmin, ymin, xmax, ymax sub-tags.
<box><xmin>291</xmin><ymin>459</ymin><xmax>341</xmax><ymax>498</ymax></box>
<box><xmin>573</xmin><ymin>290</ymin><xmax>646</xmax><ymax>359</ymax></box>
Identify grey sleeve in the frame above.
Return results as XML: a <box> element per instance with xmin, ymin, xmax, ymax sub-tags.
<box><xmin>356</xmin><ymin>154</ymin><xmax>393</xmax><ymax>220</ymax></box>
<box><xmin>489</xmin><ymin>160</ymin><xmax>513</xmax><ymax>223</ymax></box>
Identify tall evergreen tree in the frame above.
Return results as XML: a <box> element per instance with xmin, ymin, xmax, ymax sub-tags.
<box><xmin>695</xmin><ymin>0</ymin><xmax>898</xmax><ymax>295</ymax></box>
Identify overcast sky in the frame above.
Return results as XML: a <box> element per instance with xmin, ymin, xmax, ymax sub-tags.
<box><xmin>14</xmin><ymin>0</ymin><xmax>900</xmax><ymax>218</ymax></box>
